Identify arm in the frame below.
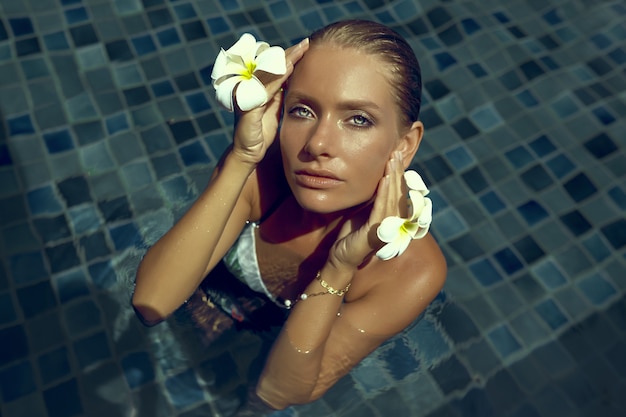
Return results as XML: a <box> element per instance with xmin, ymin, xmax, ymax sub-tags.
<box><xmin>132</xmin><ymin>152</ymin><xmax>257</xmax><ymax>325</ymax></box>
<box><xmin>256</xmin><ymin>154</ymin><xmax>447</xmax><ymax>408</ymax></box>
<box><xmin>257</xmin><ymin>237</ymin><xmax>446</xmax><ymax>408</ymax></box>
<box><xmin>132</xmin><ymin>39</ymin><xmax>310</xmax><ymax>325</ymax></box>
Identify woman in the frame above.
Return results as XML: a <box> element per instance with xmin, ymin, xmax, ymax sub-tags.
<box><xmin>133</xmin><ymin>20</ymin><xmax>446</xmax><ymax>409</ymax></box>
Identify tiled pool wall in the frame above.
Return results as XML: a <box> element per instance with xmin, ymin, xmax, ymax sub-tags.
<box><xmin>1</xmin><ymin>0</ymin><xmax>625</xmax><ymax>416</ymax></box>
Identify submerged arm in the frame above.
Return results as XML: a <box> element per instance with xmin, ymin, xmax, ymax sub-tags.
<box><xmin>256</xmin><ymin>237</ymin><xmax>446</xmax><ymax>408</ymax></box>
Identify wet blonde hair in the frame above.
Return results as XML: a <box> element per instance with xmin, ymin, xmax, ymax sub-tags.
<box><xmin>309</xmin><ymin>19</ymin><xmax>423</xmax><ymax>126</ymax></box>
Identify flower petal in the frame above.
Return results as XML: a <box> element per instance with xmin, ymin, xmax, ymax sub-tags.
<box><xmin>214</xmin><ymin>75</ymin><xmax>242</xmax><ymax>111</ymax></box>
<box><xmin>226</xmin><ymin>33</ymin><xmax>257</xmax><ymax>61</ymax></box>
<box><xmin>408</xmin><ymin>190</ymin><xmax>425</xmax><ymax>222</ymax></box>
<box><xmin>211</xmin><ymin>49</ymin><xmax>229</xmax><ymax>81</ymax></box>
<box><xmin>255</xmin><ymin>46</ymin><xmax>287</xmax><ymax>75</ymax></box>
<box><xmin>376</xmin><ymin>235</ymin><xmax>411</xmax><ymax>260</ymax></box>
<box><xmin>417</xmin><ymin>197</ymin><xmax>432</xmax><ymax>229</ymax></box>
<box><xmin>377</xmin><ymin>216</ymin><xmax>406</xmax><ymax>243</ymax></box>
<box><xmin>255</xmin><ymin>41</ymin><xmax>270</xmax><ymax>57</ymax></box>
<box><xmin>404</xmin><ymin>170</ymin><xmax>429</xmax><ymax>195</ymax></box>
<box><xmin>235</xmin><ymin>77</ymin><xmax>268</xmax><ymax>111</ymax></box>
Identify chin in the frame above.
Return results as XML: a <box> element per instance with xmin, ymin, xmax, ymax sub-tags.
<box><xmin>291</xmin><ymin>188</ymin><xmax>369</xmax><ymax>215</ymax></box>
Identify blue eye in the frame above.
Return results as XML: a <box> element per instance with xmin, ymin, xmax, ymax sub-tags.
<box><xmin>351</xmin><ymin>114</ymin><xmax>372</xmax><ymax>127</ymax></box>
<box><xmin>289</xmin><ymin>106</ymin><xmax>313</xmax><ymax>118</ymax></box>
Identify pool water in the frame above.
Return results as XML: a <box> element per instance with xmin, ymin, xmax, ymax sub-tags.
<box><xmin>0</xmin><ymin>0</ymin><xmax>625</xmax><ymax>416</ymax></box>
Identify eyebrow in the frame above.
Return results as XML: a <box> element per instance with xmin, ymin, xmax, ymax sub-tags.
<box><xmin>287</xmin><ymin>91</ymin><xmax>381</xmax><ymax>112</ymax></box>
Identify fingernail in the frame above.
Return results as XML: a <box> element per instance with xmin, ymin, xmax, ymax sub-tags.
<box><xmin>300</xmin><ymin>37</ymin><xmax>309</xmax><ymax>47</ymax></box>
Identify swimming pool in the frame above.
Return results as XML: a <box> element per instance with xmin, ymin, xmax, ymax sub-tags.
<box><xmin>1</xmin><ymin>0</ymin><xmax>625</xmax><ymax>416</ymax></box>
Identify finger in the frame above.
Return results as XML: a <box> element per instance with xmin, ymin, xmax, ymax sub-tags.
<box><xmin>385</xmin><ymin>152</ymin><xmax>401</xmax><ymax>216</ymax></box>
<box><xmin>369</xmin><ymin>172</ymin><xmax>390</xmax><ymax>225</ymax></box>
<box><xmin>261</xmin><ymin>38</ymin><xmax>309</xmax><ymax>99</ymax></box>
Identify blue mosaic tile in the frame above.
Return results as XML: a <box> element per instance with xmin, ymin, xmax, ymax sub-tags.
<box><xmin>584</xmin><ymin>132</ymin><xmax>618</xmax><ymax>159</ymax></box>
<box><xmin>181</xmin><ymin>20</ymin><xmax>207</xmax><ymax>42</ymax></box>
<box><xmin>132</xmin><ymin>33</ymin><xmax>157</xmax><ymax>55</ymax></box>
<box><xmin>26</xmin><ymin>184</ymin><xmax>64</xmax><ymax>216</ymax></box>
<box><xmin>9</xmin><ymin>251</ymin><xmax>48</xmax><ymax>285</ymax></box>
<box><xmin>0</xmin><ymin>360</ymin><xmax>37</xmax><ymax>402</ymax></box>
<box><xmin>16</xmin><ymin>280</ymin><xmax>58</xmax><ymax>319</ymax></box>
<box><xmin>515</xmin><ymin>89</ymin><xmax>540</xmax><ymax>107</ymax></box>
<box><xmin>406</xmin><ymin>318</ymin><xmax>451</xmax><ymax>364</ymax></box>
<box><xmin>38</xmin><ymin>346</ymin><xmax>71</xmax><ymax>384</ymax></box>
<box><xmin>0</xmin><ymin>19</ymin><xmax>8</xmax><ymax>41</ymax></box>
<box><xmin>433</xmin><ymin>209</ymin><xmax>467</xmax><ymax>240</ymax></box>
<box><xmin>528</xmin><ymin>135</ymin><xmax>556</xmax><ymax>157</ymax></box>
<box><xmin>43</xmin><ymin>378</ymin><xmax>83</xmax><ymax>417</ymax></box>
<box><xmin>32</xmin><ymin>214</ymin><xmax>71</xmax><ymax>244</ymax></box>
<box><xmin>559</xmin><ymin>210</ymin><xmax>592</xmax><ymax>237</ymax></box>
<box><xmin>0</xmin><ymin>292</ymin><xmax>17</xmax><ymax>324</ymax></box>
<box><xmin>108</xmin><ymin>221</ymin><xmax>143</xmax><ymax>251</ymax></box>
<box><xmin>105</xmin><ymin>112</ymin><xmax>130</xmax><ymax>135</ymax></box>
<box><xmin>174</xmin><ymin>3</ymin><xmax>197</xmax><ymax>20</ymax></box>
<box><xmin>535</xmin><ymin>299</ymin><xmax>568</xmax><ymax>330</ymax></box>
<box><xmin>9</xmin><ymin>17</ymin><xmax>35</xmax><ymax>36</ymax></box>
<box><xmin>470</xmin><ymin>103</ymin><xmax>504</xmax><ymax>131</ymax></box>
<box><xmin>577</xmin><ymin>273</ymin><xmax>617</xmax><ymax>306</ymax></box>
<box><xmin>156</xmin><ymin>27</ymin><xmax>181</xmax><ymax>47</ymax></box>
<box><xmin>151</xmin><ymin>79</ymin><xmax>175</xmax><ymax>97</ymax></box>
<box><xmin>8</xmin><ymin>113</ymin><xmax>36</xmax><ymax>136</ymax></box>
<box><xmin>79</xmin><ymin>232</ymin><xmax>111</xmax><ymax>261</ymax></box>
<box><xmin>44</xmin><ymin>31</ymin><xmax>71</xmax><ymax>50</ymax></box>
<box><xmin>438</xmin><ymin>303</ymin><xmax>480</xmax><ymax>344</ymax></box>
<box><xmin>479</xmin><ymin>191</ymin><xmax>506</xmax><ymax>214</ymax></box>
<box><xmin>592</xmin><ymin>105</ymin><xmax>617</xmax><ymax>125</ymax></box>
<box><xmin>65</xmin><ymin>6</ymin><xmax>89</xmax><ymax>25</ymax></box>
<box><xmin>545</xmin><ymin>153</ymin><xmax>575</xmax><ymax>179</ymax></box>
<box><xmin>582</xmin><ymin>234</ymin><xmax>612</xmax><ymax>263</ymax></box>
<box><xmin>532</xmin><ymin>259</ymin><xmax>568</xmax><ymax>290</ymax></box>
<box><xmin>45</xmin><ymin>242</ymin><xmax>80</xmax><ymax>274</ymax></box>
<box><xmin>600</xmin><ymin>218</ymin><xmax>626</xmax><ymax>250</ymax></box>
<box><xmin>517</xmin><ymin>200</ymin><xmax>550</xmax><ymax>226</ymax></box>
<box><xmin>73</xmin><ymin>331</ymin><xmax>110</xmax><ymax>369</ymax></box>
<box><xmin>563</xmin><ymin>173</ymin><xmax>597</xmax><ymax>202</ymax></box>
<box><xmin>469</xmin><ymin>258</ymin><xmax>503</xmax><ymax>287</ymax></box>
<box><xmin>0</xmin><ymin>324</ymin><xmax>29</xmax><ymax>366</ymax></box>
<box><xmin>179</xmin><ymin>141</ymin><xmax>210</xmax><ymax>166</ymax></box>
<box><xmin>351</xmin><ymin>359</ymin><xmax>390</xmax><ymax>394</ymax></box>
<box><xmin>520</xmin><ymin>164</ymin><xmax>553</xmax><ymax>192</ymax></box>
<box><xmin>121</xmin><ymin>351</ymin><xmax>156</xmax><ymax>389</ymax></box>
<box><xmin>493</xmin><ymin>247</ymin><xmax>524</xmax><ymax>275</ymax></box>
<box><xmin>165</xmin><ymin>369</ymin><xmax>204</xmax><ymax>410</ymax></box>
<box><xmin>608</xmin><ymin>186</ymin><xmax>626</xmax><ymax>210</ymax></box>
<box><xmin>43</xmin><ymin>129</ymin><xmax>75</xmax><ymax>154</ymax></box>
<box><xmin>184</xmin><ymin>92</ymin><xmax>211</xmax><ymax>114</ymax></box>
<box><xmin>54</xmin><ymin>269</ymin><xmax>90</xmax><ymax>303</ymax></box>
<box><xmin>88</xmin><ymin>259</ymin><xmax>117</xmax><ymax>290</ymax></box>
<box><xmin>381</xmin><ymin>338</ymin><xmax>420</xmax><ymax>380</ymax></box>
<box><xmin>122</xmin><ymin>161</ymin><xmax>154</xmax><ymax>189</ymax></box>
<box><xmin>505</xmin><ymin>145</ymin><xmax>534</xmax><ymax>169</ymax></box>
<box><xmin>448</xmin><ymin>233</ymin><xmax>485</xmax><ymax>261</ymax></box>
<box><xmin>24</xmin><ymin>311</ymin><xmax>64</xmax><ymax>354</ymax></box>
<box><xmin>429</xmin><ymin>354</ymin><xmax>471</xmax><ymax>395</ymax></box>
<box><xmin>20</xmin><ymin>57</ymin><xmax>50</xmax><ymax>79</ymax></box>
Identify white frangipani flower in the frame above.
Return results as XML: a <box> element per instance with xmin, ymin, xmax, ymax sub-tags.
<box><xmin>211</xmin><ymin>33</ymin><xmax>287</xmax><ymax>112</ymax></box>
<box><xmin>375</xmin><ymin>170</ymin><xmax>433</xmax><ymax>261</ymax></box>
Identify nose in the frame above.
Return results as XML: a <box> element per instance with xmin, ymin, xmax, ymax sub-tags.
<box><xmin>303</xmin><ymin>116</ymin><xmax>334</xmax><ymax>158</ymax></box>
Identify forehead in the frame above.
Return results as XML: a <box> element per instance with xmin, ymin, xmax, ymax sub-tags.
<box><xmin>288</xmin><ymin>44</ymin><xmax>395</xmax><ymax>106</ymax></box>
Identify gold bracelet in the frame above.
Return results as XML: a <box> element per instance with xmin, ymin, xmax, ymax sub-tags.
<box><xmin>315</xmin><ymin>270</ymin><xmax>351</xmax><ymax>296</ymax></box>
<box><xmin>283</xmin><ymin>271</ymin><xmax>351</xmax><ymax>309</ymax></box>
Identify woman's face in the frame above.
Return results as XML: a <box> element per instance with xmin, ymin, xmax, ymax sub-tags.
<box><xmin>280</xmin><ymin>44</ymin><xmax>406</xmax><ymax>214</ymax></box>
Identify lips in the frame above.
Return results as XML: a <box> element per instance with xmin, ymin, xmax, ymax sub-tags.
<box><xmin>294</xmin><ymin>169</ymin><xmax>342</xmax><ymax>189</ymax></box>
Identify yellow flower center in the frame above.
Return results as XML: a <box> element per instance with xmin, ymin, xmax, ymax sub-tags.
<box><xmin>241</xmin><ymin>61</ymin><xmax>257</xmax><ymax>79</ymax></box>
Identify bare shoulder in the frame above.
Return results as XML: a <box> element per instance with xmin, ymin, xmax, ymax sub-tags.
<box><xmin>345</xmin><ymin>234</ymin><xmax>447</xmax><ymax>336</ymax></box>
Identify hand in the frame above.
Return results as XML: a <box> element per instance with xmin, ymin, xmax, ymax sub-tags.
<box><xmin>231</xmin><ymin>38</ymin><xmax>310</xmax><ymax>165</ymax></box>
<box><xmin>329</xmin><ymin>151</ymin><xmax>408</xmax><ymax>269</ymax></box>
